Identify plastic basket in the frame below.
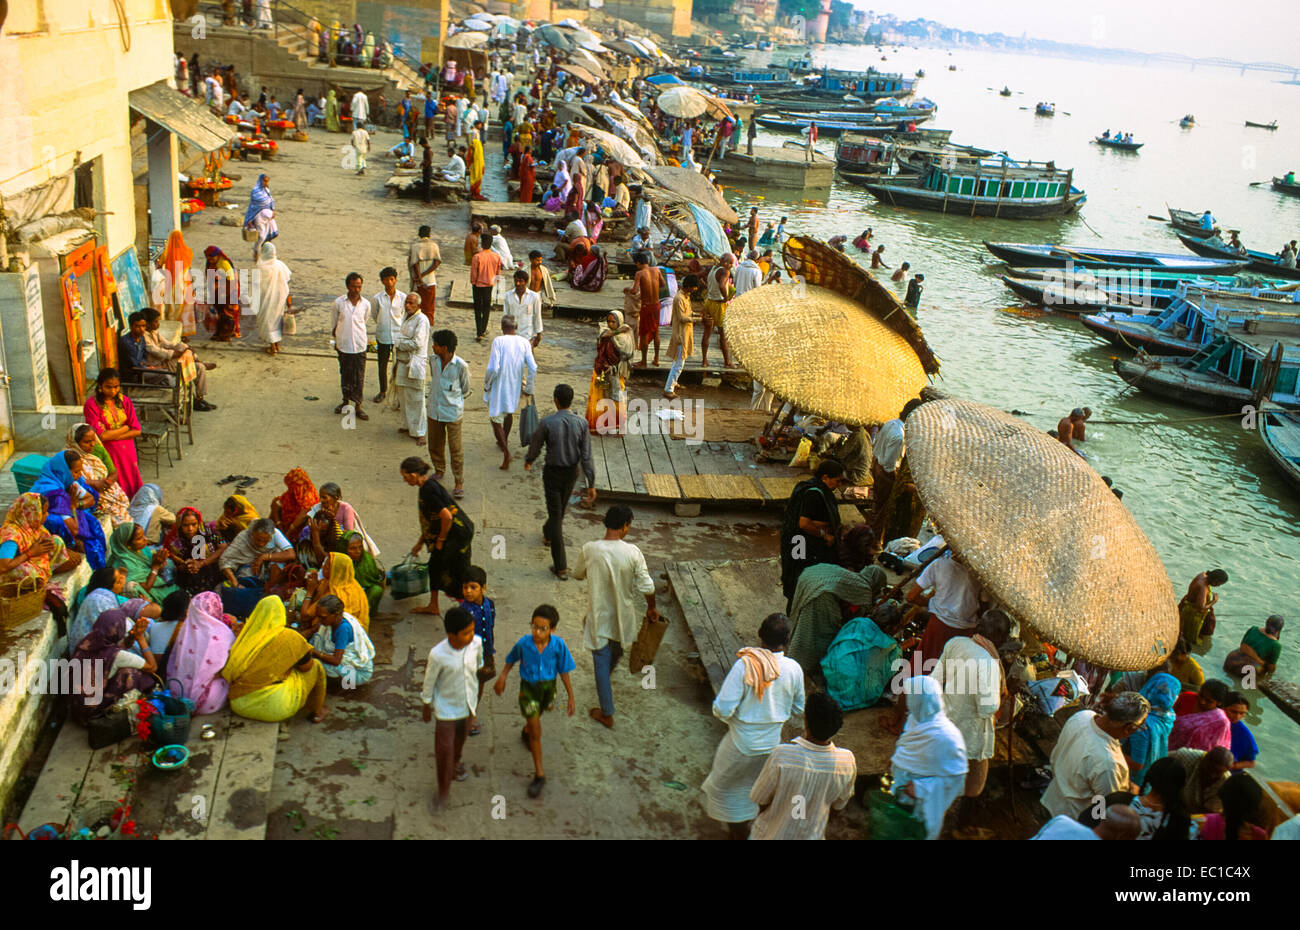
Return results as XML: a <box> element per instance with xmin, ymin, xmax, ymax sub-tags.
<box><xmin>390</xmin><ymin>554</ymin><xmax>429</xmax><ymax>599</ymax></box>
<box><xmin>70</xmin><ymin>801</ymin><xmax>124</xmax><ymax>840</ymax></box>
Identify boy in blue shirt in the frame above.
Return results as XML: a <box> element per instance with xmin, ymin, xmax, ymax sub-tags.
<box><xmin>459</xmin><ymin>565</ymin><xmax>495</xmax><ymax>736</ymax></box>
<box><xmin>495</xmin><ymin>604</ymin><xmax>576</xmax><ymax>798</ymax></box>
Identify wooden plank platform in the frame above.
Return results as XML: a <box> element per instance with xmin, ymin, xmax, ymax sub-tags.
<box><xmin>591</xmin><ymin>434</ymin><xmax>807</xmax><ymax>509</ymax></box>
<box><xmin>1260</xmin><ymin>677</ymin><xmax>1300</xmax><ymax>726</ymax></box>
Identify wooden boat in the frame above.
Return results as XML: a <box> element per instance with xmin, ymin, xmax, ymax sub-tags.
<box><xmin>835</xmin><ymin>136</ymin><xmax>992</xmax><ymax>177</ymax></box>
<box><xmin>863</xmin><ymin>157</ymin><xmax>1085</xmax><ymax>218</ymax></box>
<box><xmin>1177</xmin><ymin>233</ymin><xmax>1300</xmax><ymax>280</ymax></box>
<box><xmin>1260</xmin><ymin>677</ymin><xmax>1300</xmax><ymax>725</ymax></box>
<box><xmin>1245</xmin><ymin>120</ymin><xmax>1279</xmax><ymax>130</ymax></box>
<box><xmin>755</xmin><ymin>113</ymin><xmax>933</xmax><ymax>137</ymax></box>
<box><xmin>915</xmin><ymin>69</ymin><xmax>925</xmax><ymax>77</ymax></box>
<box><xmin>1113</xmin><ymin>331</ymin><xmax>1300</xmax><ymax>411</ymax></box>
<box><xmin>1035</xmin><ymin>103</ymin><xmax>1055</xmax><ymax>116</ymax></box>
<box><xmin>1272</xmin><ymin>176</ymin><xmax>1300</xmax><ymax>197</ymax></box>
<box><xmin>984</xmin><ymin>242</ymin><xmax>1248</xmax><ymax>273</ymax></box>
<box><xmin>814</xmin><ymin>68</ymin><xmax>918</xmax><ymax>101</ymax></box>
<box><xmin>948</xmin><ymin>65</ymin><xmax>957</xmax><ymax>71</ymax></box>
<box><xmin>705</xmin><ymin>67</ymin><xmax>792</xmax><ymax>88</ymax></box>
<box><xmin>1260</xmin><ymin>406</ymin><xmax>1300</xmax><ymax>492</ymax></box>
<box><xmin>1002</xmin><ymin>272</ymin><xmax>1295</xmax><ymax>312</ymax></box>
<box><xmin>999</xmin><ymin>87</ymin><xmax>1012</xmax><ymax>97</ymax></box>
<box><xmin>1179</xmin><ymin>116</ymin><xmax>1195</xmax><ymax>128</ymax></box>
<box><xmin>1093</xmin><ymin>136</ymin><xmax>1143</xmax><ymax>151</ymax></box>
<box><xmin>1167</xmin><ymin>206</ymin><xmax>1223</xmax><ymax>238</ymax></box>
<box><xmin>1080</xmin><ymin>287</ymin><xmax>1300</xmax><ymax>355</ymax></box>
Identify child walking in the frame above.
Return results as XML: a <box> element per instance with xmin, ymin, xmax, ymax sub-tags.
<box><xmin>459</xmin><ymin>565</ymin><xmax>495</xmax><ymax>735</ymax></box>
<box><xmin>494</xmin><ymin>604</ymin><xmax>576</xmax><ymax>798</ymax></box>
<box><xmin>420</xmin><ymin>606</ymin><xmax>483</xmax><ymax>810</ymax></box>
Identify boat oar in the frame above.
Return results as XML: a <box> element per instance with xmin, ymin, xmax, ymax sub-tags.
<box><xmin>1147</xmin><ymin>214</ymin><xmax>1168</xmax><ymax>222</ymax></box>
<box><xmin>1248</xmin><ymin>180</ymin><xmax>1272</xmax><ymax>186</ymax></box>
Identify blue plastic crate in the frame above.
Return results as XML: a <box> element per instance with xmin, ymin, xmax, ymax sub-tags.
<box><xmin>10</xmin><ymin>454</ymin><xmax>50</xmax><ymax>495</ymax></box>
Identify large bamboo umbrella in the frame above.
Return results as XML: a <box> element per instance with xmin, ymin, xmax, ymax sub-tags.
<box><xmin>571</xmin><ymin>125</ymin><xmax>645</xmax><ymax>168</ymax></box>
<box><xmin>656</xmin><ymin>85</ymin><xmax>710</xmax><ymax>118</ymax></box>
<box><xmin>905</xmin><ymin>398</ymin><xmax>1178</xmax><ymax>670</ymax></box>
<box><xmin>638</xmin><ymin>165</ymin><xmax>738</xmax><ymax>225</ymax></box>
<box><xmin>445</xmin><ymin>32</ymin><xmax>488</xmax><ymax>49</ymax></box>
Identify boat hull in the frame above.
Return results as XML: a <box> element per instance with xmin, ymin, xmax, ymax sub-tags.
<box><xmin>1245</xmin><ymin>121</ymin><xmax>1279</xmax><ymax>130</ymax></box>
<box><xmin>864</xmin><ymin>184</ymin><xmax>1085</xmax><ymax>218</ymax></box>
<box><xmin>1261</xmin><ymin>408</ymin><xmax>1300</xmax><ymax>491</ymax></box>
<box><xmin>1272</xmin><ymin>178</ymin><xmax>1300</xmax><ymax>196</ymax></box>
<box><xmin>1080</xmin><ymin>315</ymin><xmax>1200</xmax><ymax>356</ymax></box>
<box><xmin>1112</xmin><ymin>357</ymin><xmax>1251</xmax><ymax>411</ymax></box>
<box><xmin>1177</xmin><ymin>234</ymin><xmax>1300</xmax><ymax>280</ymax></box>
<box><xmin>1094</xmin><ymin>138</ymin><xmax>1143</xmax><ymax>151</ymax></box>
<box><xmin>985</xmin><ymin>242</ymin><xmax>1249</xmax><ymax>274</ymax></box>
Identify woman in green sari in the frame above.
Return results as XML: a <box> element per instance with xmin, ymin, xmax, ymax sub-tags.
<box><xmin>107</xmin><ymin>522</ymin><xmax>178</xmax><ymax>604</ymax></box>
<box><xmin>788</xmin><ymin>562</ymin><xmax>888</xmax><ymax>677</ymax></box>
<box><xmin>325</xmin><ymin>89</ymin><xmax>341</xmax><ymax>132</ymax></box>
<box><xmin>343</xmin><ymin>530</ymin><xmax>384</xmax><ymax>618</ymax></box>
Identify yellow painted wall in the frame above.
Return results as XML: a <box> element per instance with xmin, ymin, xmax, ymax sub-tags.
<box><xmin>0</xmin><ymin>0</ymin><xmax>177</xmax><ymax>257</ymax></box>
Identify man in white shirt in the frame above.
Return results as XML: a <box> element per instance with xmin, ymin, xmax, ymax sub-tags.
<box><xmin>407</xmin><ymin>225</ymin><xmax>441</xmax><ymax>325</ymax></box>
<box><xmin>931</xmin><ymin>608</ymin><xmax>1009</xmax><ymax>840</ymax></box>
<box><xmin>420</xmin><ymin>607</ymin><xmax>484</xmax><ymax>810</ymax></box>
<box><xmin>733</xmin><ymin>249</ymin><xmax>763</xmax><ymax>296</ymax></box>
<box><xmin>369</xmin><ymin>267</ymin><xmax>406</xmax><ymax>403</ymax></box>
<box><xmin>908</xmin><ymin>550</ymin><xmax>982</xmax><ymax>669</ymax></box>
<box><xmin>749</xmin><ymin>691</ymin><xmax>857</xmax><ymax>840</ymax></box>
<box><xmin>512</xmin><ymin>95</ymin><xmax>527</xmax><ymax>128</ymax></box>
<box><xmin>483</xmin><ymin>315</ymin><xmax>537</xmax><ymax>469</ymax></box>
<box><xmin>571</xmin><ymin>505</ymin><xmax>656</xmax><ymax>728</ymax></box>
<box><xmin>503</xmin><ymin>269</ymin><xmax>543</xmax><ymax>346</ymax></box>
<box><xmin>703</xmin><ymin>613</ymin><xmax>805</xmax><ymax>838</ymax></box>
<box><xmin>394</xmin><ymin>292</ymin><xmax>430</xmax><ymax>443</ymax></box>
<box><xmin>428</xmin><ymin>328</ymin><xmax>471</xmax><ymax>497</ymax></box>
<box><xmin>350</xmin><ymin>124</ymin><xmax>370</xmax><ymax>175</ymax></box>
<box><xmin>870</xmin><ymin>397</ymin><xmax>923</xmax><ymax>547</ymax></box>
<box><xmin>350</xmin><ymin>89</ymin><xmax>370</xmax><ymax>130</ymax></box>
<box><xmin>227</xmin><ymin>96</ymin><xmax>246</xmax><ymax>118</ymax></box>
<box><xmin>442</xmin><ymin>147</ymin><xmax>467</xmax><ymax>183</ymax></box>
<box><xmin>630</xmin><ymin>227</ymin><xmax>653</xmax><ymax>253</ymax></box>
<box><xmin>330</xmin><ymin>272</ymin><xmax>371</xmax><ymax>420</ymax></box>
<box><xmin>1041</xmin><ymin>693</ymin><xmax>1148</xmax><ymax>819</ymax></box>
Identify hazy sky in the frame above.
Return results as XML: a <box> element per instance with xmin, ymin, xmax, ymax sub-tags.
<box><xmin>856</xmin><ymin>0</ymin><xmax>1294</xmax><ymax>64</ymax></box>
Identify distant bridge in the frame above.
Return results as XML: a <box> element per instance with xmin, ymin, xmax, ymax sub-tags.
<box><xmin>1139</xmin><ymin>53</ymin><xmax>1299</xmax><ymax>78</ymax></box>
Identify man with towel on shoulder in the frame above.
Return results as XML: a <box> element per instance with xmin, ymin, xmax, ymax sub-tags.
<box><xmin>702</xmin><ymin>613</ymin><xmax>804</xmax><ymax>840</ymax></box>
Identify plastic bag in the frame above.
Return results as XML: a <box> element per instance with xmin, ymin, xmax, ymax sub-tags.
<box><xmin>789</xmin><ymin>437</ymin><xmax>811</xmax><ymax>468</ymax></box>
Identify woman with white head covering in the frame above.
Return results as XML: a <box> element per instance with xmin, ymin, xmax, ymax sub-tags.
<box><xmin>889</xmin><ymin>674</ymin><xmax>968</xmax><ymax>839</ymax></box>
<box><xmin>128</xmin><ymin>484</ymin><xmax>174</xmax><ymax>544</ymax></box>
<box><xmin>255</xmin><ymin>241</ymin><xmax>292</xmax><ymax>355</ymax></box>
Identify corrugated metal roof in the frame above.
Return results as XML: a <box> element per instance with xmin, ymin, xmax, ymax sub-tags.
<box><xmin>128</xmin><ymin>80</ymin><xmax>235</xmax><ymax>153</ymax></box>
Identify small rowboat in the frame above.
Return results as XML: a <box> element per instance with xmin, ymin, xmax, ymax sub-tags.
<box><xmin>1272</xmin><ymin>176</ymin><xmax>1300</xmax><ymax>197</ymax></box>
<box><xmin>1093</xmin><ymin>136</ymin><xmax>1143</xmax><ymax>151</ymax></box>
<box><xmin>1260</xmin><ymin>406</ymin><xmax>1300</xmax><ymax>494</ymax></box>
<box><xmin>1179</xmin><ymin>117</ymin><xmax>1195</xmax><ymax>128</ymax></box>
<box><xmin>1035</xmin><ymin>104</ymin><xmax>1055</xmax><ymax>116</ymax></box>
<box><xmin>999</xmin><ymin>87</ymin><xmax>1012</xmax><ymax>97</ymax></box>
<box><xmin>1245</xmin><ymin>120</ymin><xmax>1278</xmax><ymax>130</ymax></box>
<box><xmin>984</xmin><ymin>241</ymin><xmax>1249</xmax><ymax>274</ymax></box>
<box><xmin>1177</xmin><ymin>233</ymin><xmax>1300</xmax><ymax>280</ymax></box>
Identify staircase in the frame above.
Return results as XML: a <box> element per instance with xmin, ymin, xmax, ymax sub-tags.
<box><xmin>268</xmin><ymin>20</ymin><xmax>424</xmax><ymax>93</ymax></box>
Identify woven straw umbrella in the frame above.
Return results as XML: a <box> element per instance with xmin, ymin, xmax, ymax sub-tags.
<box><xmin>905</xmin><ymin>398</ymin><xmax>1178</xmax><ymax>670</ymax></box>
<box><xmin>724</xmin><ymin>282</ymin><xmax>929</xmax><ymax>426</ymax></box>
<box><xmin>639</xmin><ymin>165</ymin><xmax>738</xmax><ymax>224</ymax></box>
<box><xmin>572</xmin><ymin>125</ymin><xmax>645</xmax><ymax>168</ymax></box>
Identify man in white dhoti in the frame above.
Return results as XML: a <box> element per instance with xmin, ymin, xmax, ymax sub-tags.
<box><xmin>350</xmin><ymin>89</ymin><xmax>370</xmax><ymax>131</ymax></box>
<box><xmin>488</xmin><ymin>225</ymin><xmax>515</xmax><ymax>304</ymax></box>
<box><xmin>254</xmin><ymin>242</ymin><xmax>291</xmax><ymax>356</ymax></box>
<box><xmin>702</xmin><ymin>613</ymin><xmax>805</xmax><ymax>839</ymax></box>
<box><xmin>394</xmin><ymin>293</ymin><xmax>430</xmax><ymax>445</ymax></box>
<box><xmin>442</xmin><ymin>148</ymin><xmax>467</xmax><ymax>183</ymax></box>
<box><xmin>483</xmin><ymin>315</ymin><xmax>536</xmax><ymax>469</ymax></box>
<box><xmin>930</xmin><ymin>608</ymin><xmax>1009</xmax><ymax>840</ymax></box>
<box><xmin>571</xmin><ymin>505</ymin><xmax>656</xmax><ymax>727</ymax></box>
<box><xmin>493</xmin><ymin>70</ymin><xmax>510</xmax><ymax>104</ymax></box>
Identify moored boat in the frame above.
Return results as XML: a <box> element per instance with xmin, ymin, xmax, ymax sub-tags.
<box><xmin>985</xmin><ymin>242</ymin><xmax>1248</xmax><ymax>274</ymax></box>
<box><xmin>1260</xmin><ymin>405</ymin><xmax>1300</xmax><ymax>491</ymax></box>
<box><xmin>1113</xmin><ymin>330</ymin><xmax>1300</xmax><ymax>411</ymax></box>
<box><xmin>1001</xmin><ymin>271</ymin><xmax>1296</xmax><ymax>312</ymax></box>
<box><xmin>862</xmin><ymin>157</ymin><xmax>1085</xmax><ymax>218</ymax></box>
<box><xmin>755</xmin><ymin>112</ymin><xmax>934</xmax><ymax>136</ymax></box>
<box><xmin>835</xmin><ymin>136</ymin><xmax>992</xmax><ymax>177</ymax></box>
<box><xmin>1177</xmin><ymin>233</ymin><xmax>1300</xmax><ymax>280</ymax></box>
<box><xmin>1079</xmin><ymin>286</ymin><xmax>1300</xmax><ymax>355</ymax></box>
<box><xmin>814</xmin><ymin>68</ymin><xmax>918</xmax><ymax>101</ymax></box>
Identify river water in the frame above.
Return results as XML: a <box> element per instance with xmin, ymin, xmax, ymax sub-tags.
<box><xmin>731</xmin><ymin>45</ymin><xmax>1300</xmax><ymax>781</ymax></box>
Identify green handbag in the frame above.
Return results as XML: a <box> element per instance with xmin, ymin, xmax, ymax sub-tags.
<box><xmin>864</xmin><ymin>780</ymin><xmax>927</xmax><ymax>841</ymax></box>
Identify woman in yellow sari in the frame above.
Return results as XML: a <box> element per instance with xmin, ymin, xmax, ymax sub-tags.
<box><xmin>468</xmin><ymin>132</ymin><xmax>485</xmax><ymax>200</ymax></box>
<box><xmin>300</xmin><ymin>551</ymin><xmax>371</xmax><ymax>631</ymax></box>
<box><xmin>222</xmin><ymin>596</ymin><xmax>326</xmax><ymax>722</ymax></box>
<box><xmin>216</xmin><ymin>494</ymin><xmax>258</xmax><ymax>542</ymax></box>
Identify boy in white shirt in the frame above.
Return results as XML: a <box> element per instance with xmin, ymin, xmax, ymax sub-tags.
<box><xmin>420</xmin><ymin>607</ymin><xmax>483</xmax><ymax>810</ymax></box>
<box><xmin>350</xmin><ymin>125</ymin><xmax>371</xmax><ymax>175</ymax></box>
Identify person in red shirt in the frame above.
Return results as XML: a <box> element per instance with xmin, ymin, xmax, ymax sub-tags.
<box><xmin>469</xmin><ymin>232</ymin><xmax>502</xmax><ymax>342</ymax></box>
<box><xmin>1174</xmin><ymin>678</ymin><xmax>1230</xmax><ymax>717</ymax></box>
<box><xmin>806</xmin><ymin>121</ymin><xmax>818</xmax><ymax>162</ymax></box>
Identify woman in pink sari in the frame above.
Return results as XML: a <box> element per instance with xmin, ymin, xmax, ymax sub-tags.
<box><xmin>1169</xmin><ymin>707</ymin><xmax>1232</xmax><ymax>752</ymax></box>
<box><xmin>167</xmin><ymin>591</ymin><xmax>235</xmax><ymax>714</ymax></box>
<box><xmin>82</xmin><ymin>368</ymin><xmax>143</xmax><ymax>499</ymax></box>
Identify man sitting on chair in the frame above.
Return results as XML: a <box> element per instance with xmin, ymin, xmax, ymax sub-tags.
<box><xmin>140</xmin><ymin>308</ymin><xmax>218</xmax><ymax>411</ymax></box>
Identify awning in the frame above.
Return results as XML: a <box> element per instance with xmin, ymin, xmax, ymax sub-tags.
<box><xmin>129</xmin><ymin>80</ymin><xmax>236</xmax><ymax>153</ymax></box>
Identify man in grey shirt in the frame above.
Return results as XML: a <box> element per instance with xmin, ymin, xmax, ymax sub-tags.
<box><xmin>524</xmin><ymin>383</ymin><xmax>597</xmax><ymax>580</ymax></box>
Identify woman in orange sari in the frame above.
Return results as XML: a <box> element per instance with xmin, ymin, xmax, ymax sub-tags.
<box><xmin>158</xmin><ymin>229</ymin><xmax>196</xmax><ymax>337</ymax></box>
<box><xmin>203</xmin><ymin>246</ymin><xmax>241</xmax><ymax>341</ymax></box>
<box><xmin>270</xmin><ymin>467</ymin><xmax>319</xmax><ymax>537</ymax></box>
<box><xmin>517</xmin><ymin>145</ymin><xmax>537</xmax><ymax>204</ymax></box>
<box><xmin>0</xmin><ymin>493</ymin><xmax>81</xmax><ymax>586</ymax></box>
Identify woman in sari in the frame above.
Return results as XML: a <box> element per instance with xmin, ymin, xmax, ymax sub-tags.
<box><xmin>584</xmin><ymin>201</ymin><xmax>605</xmax><ymax>243</ymax></box>
<box><xmin>563</xmin><ymin>169</ymin><xmax>585</xmax><ymax>221</ymax></box>
<box><xmin>325</xmin><ymin>89</ymin><xmax>341</xmax><ymax>132</ymax></box>
<box><xmin>270</xmin><ymin>467</ymin><xmax>319</xmax><ymax>536</ymax></box>
<box><xmin>83</xmin><ymin>368</ymin><xmax>143</xmax><ymax>499</ymax></box>
<box><xmin>0</xmin><ymin>493</ymin><xmax>80</xmax><ymax>587</ymax></box>
<box><xmin>67</xmin><ymin>565</ymin><xmax>156</xmax><ymax>657</ymax></box>
<box><xmin>128</xmin><ymin>483</ymin><xmax>174</xmax><ymax>544</ymax></box>
<box><xmin>343</xmin><ymin>531</ymin><xmax>384</xmax><ymax>619</ymax></box>
<box><xmin>292</xmin><ymin>88</ymin><xmax>308</xmax><ymax>131</ymax></box>
<box><xmin>401</xmin><ymin>457</ymin><xmax>474</xmax><ymax>616</ymax></box>
<box><xmin>69</xmin><ymin>609</ymin><xmax>158</xmax><ymax>726</ymax></box>
<box><xmin>1171</xmin><ymin>705</ymin><xmax>1233</xmax><ymax>753</ymax></box>
<box><xmin>309</xmin><ymin>550</ymin><xmax>371</xmax><ymax>631</ymax></box>
<box><xmin>787</xmin><ymin>562</ymin><xmax>888</xmax><ymax>678</ymax></box>
<box><xmin>255</xmin><ymin>241</ymin><xmax>291</xmax><ymax>355</ymax></box>
<box><xmin>1126</xmin><ymin>672</ymin><xmax>1180</xmax><ymax>784</ymax></box>
<box><xmin>66</xmin><ymin>424</ymin><xmax>131</xmax><ymax>526</ymax></box>
<box><xmin>296</xmin><ymin>509</ymin><xmax>345</xmax><ymax>571</ymax></box>
<box><xmin>221</xmin><ymin>596</ymin><xmax>327</xmax><ymax>723</ymax></box>
<box><xmin>203</xmin><ymin>247</ymin><xmax>241</xmax><ymax>341</ymax></box>
<box><xmin>468</xmin><ymin>132</ymin><xmax>485</xmax><ymax>200</ymax></box>
<box><xmin>517</xmin><ymin>145</ymin><xmax>537</xmax><ymax>204</ymax></box>
<box><xmin>164</xmin><ymin>506</ymin><xmax>227</xmax><ymax>596</ymax></box>
<box><xmin>107</xmin><ymin>522</ymin><xmax>178</xmax><ymax>604</ymax></box>
<box><xmin>157</xmin><ymin>229</ymin><xmax>196</xmax><ymax>336</ymax></box>
<box><xmin>242</xmin><ymin>174</ymin><xmax>277</xmax><ymax>262</ymax></box>
<box><xmin>571</xmin><ymin>244</ymin><xmax>607</xmax><ymax>292</ymax></box>
<box><xmin>889</xmin><ymin>675</ymin><xmax>968</xmax><ymax>840</ymax></box>
<box><xmin>554</xmin><ymin>159</ymin><xmax>572</xmax><ymax>201</ymax></box>
<box><xmin>360</xmin><ymin>31</ymin><xmax>375</xmax><ymax>68</ymax></box>
<box><xmin>168</xmin><ymin>591</ymin><xmax>235</xmax><ymax>714</ymax></box>
<box><xmin>216</xmin><ymin>494</ymin><xmax>259</xmax><ymax>542</ymax></box>
<box><xmin>585</xmin><ymin>311</ymin><xmax>634</xmax><ymax>434</ymax></box>
<box><xmin>31</xmin><ymin>450</ymin><xmax>106</xmax><ymax>569</ymax></box>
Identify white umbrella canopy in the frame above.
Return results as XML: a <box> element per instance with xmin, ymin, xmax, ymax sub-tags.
<box><xmin>572</xmin><ymin>125</ymin><xmax>645</xmax><ymax>168</ymax></box>
<box><xmin>460</xmin><ymin>18</ymin><xmax>493</xmax><ymax>31</ymax></box>
<box><xmin>570</xmin><ymin>47</ymin><xmax>607</xmax><ymax>76</ymax></box>
<box><xmin>657</xmin><ymin>85</ymin><xmax>709</xmax><ymax>118</ymax></box>
<box><xmin>445</xmin><ymin>32</ymin><xmax>488</xmax><ymax>48</ymax></box>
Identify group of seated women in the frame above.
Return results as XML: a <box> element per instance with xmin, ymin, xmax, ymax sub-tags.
<box><xmin>0</xmin><ymin>464</ymin><xmax>384</xmax><ymax>729</ymax></box>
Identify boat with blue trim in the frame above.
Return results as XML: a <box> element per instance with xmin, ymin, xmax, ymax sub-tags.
<box><xmin>1113</xmin><ymin>329</ymin><xmax>1300</xmax><ymax>411</ymax></box>
<box><xmin>985</xmin><ymin>242</ymin><xmax>1248</xmax><ymax>273</ymax></box>
<box><xmin>1080</xmin><ymin>285</ymin><xmax>1300</xmax><ymax>354</ymax></box>
<box><xmin>862</xmin><ymin>157</ymin><xmax>1085</xmax><ymax>218</ymax></box>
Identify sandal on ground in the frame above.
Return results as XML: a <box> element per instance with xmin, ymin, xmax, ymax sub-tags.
<box><xmin>527</xmin><ymin>776</ymin><xmax>546</xmax><ymax>799</ymax></box>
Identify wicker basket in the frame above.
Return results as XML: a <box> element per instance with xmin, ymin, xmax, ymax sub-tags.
<box><xmin>0</xmin><ymin>575</ymin><xmax>47</xmax><ymax>631</ymax></box>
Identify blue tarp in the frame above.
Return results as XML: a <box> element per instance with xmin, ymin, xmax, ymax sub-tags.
<box><xmin>645</xmin><ymin>73</ymin><xmax>685</xmax><ymax>86</ymax></box>
<box><xmin>688</xmin><ymin>203</ymin><xmax>728</xmax><ymax>257</ymax></box>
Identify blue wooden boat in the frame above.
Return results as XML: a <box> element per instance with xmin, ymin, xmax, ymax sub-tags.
<box><xmin>985</xmin><ymin>242</ymin><xmax>1248</xmax><ymax>273</ymax></box>
<box><xmin>1177</xmin><ymin>233</ymin><xmax>1300</xmax><ymax>280</ymax></box>
<box><xmin>1167</xmin><ymin>206</ymin><xmax>1225</xmax><ymax>238</ymax></box>
<box><xmin>1000</xmin><ymin>272</ymin><xmax>1294</xmax><ymax>312</ymax></box>
<box><xmin>1113</xmin><ymin>330</ymin><xmax>1300</xmax><ymax>411</ymax></box>
<box><xmin>1093</xmin><ymin>136</ymin><xmax>1143</xmax><ymax>151</ymax></box>
<box><xmin>863</xmin><ymin>157</ymin><xmax>1085</xmax><ymax>218</ymax></box>
<box><xmin>755</xmin><ymin>112</ymin><xmax>934</xmax><ymax>136</ymax></box>
<box><xmin>1260</xmin><ymin>406</ymin><xmax>1300</xmax><ymax>492</ymax></box>
<box><xmin>1036</xmin><ymin>103</ymin><xmax>1055</xmax><ymax>116</ymax></box>
<box><xmin>1080</xmin><ymin>286</ymin><xmax>1300</xmax><ymax>355</ymax></box>
<box><xmin>816</xmin><ymin>68</ymin><xmax>918</xmax><ymax>100</ymax></box>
